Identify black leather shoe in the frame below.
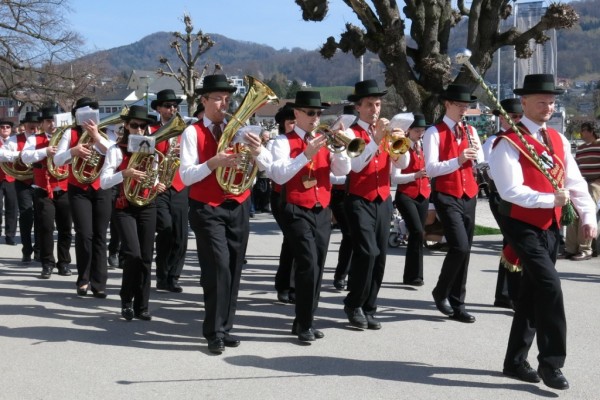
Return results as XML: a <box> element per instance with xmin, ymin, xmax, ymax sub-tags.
<box><xmin>366</xmin><ymin>314</ymin><xmax>382</xmax><ymax>330</ymax></box>
<box><xmin>277</xmin><ymin>290</ymin><xmax>290</xmax><ymax>303</ymax></box>
<box><xmin>494</xmin><ymin>299</ymin><xmax>514</xmax><ymax>310</ymax></box>
<box><xmin>297</xmin><ymin>329</ymin><xmax>316</xmax><ymax>342</ymax></box>
<box><xmin>92</xmin><ymin>291</ymin><xmax>107</xmax><ymax>299</ymax></box>
<box><xmin>57</xmin><ymin>265</ymin><xmax>72</xmax><ymax>276</ymax></box>
<box><xmin>134</xmin><ymin>312</ymin><xmax>152</xmax><ymax>321</ymax></box>
<box><xmin>207</xmin><ymin>338</ymin><xmax>225</xmax><ymax>354</ymax></box>
<box><xmin>432</xmin><ymin>293</ymin><xmax>454</xmax><ymax>316</ymax></box>
<box><xmin>404</xmin><ymin>278</ymin><xmax>424</xmax><ymax>286</ymax></box>
<box><xmin>344</xmin><ymin>306</ymin><xmax>368</xmax><ymax>329</ymax></box>
<box><xmin>503</xmin><ymin>360</ymin><xmax>541</xmax><ymax>383</ymax></box>
<box><xmin>22</xmin><ymin>254</ymin><xmax>32</xmax><ymax>263</ymax></box>
<box><xmin>156</xmin><ymin>282</ymin><xmax>168</xmax><ymax>291</ymax></box>
<box><xmin>288</xmin><ymin>291</ymin><xmax>296</xmax><ymax>304</ymax></box>
<box><xmin>333</xmin><ymin>279</ymin><xmax>346</xmax><ymax>290</ymax></box>
<box><xmin>33</xmin><ymin>251</ymin><xmax>40</xmax><ymax>262</ymax></box>
<box><xmin>40</xmin><ymin>266</ymin><xmax>53</xmax><ymax>279</ymax></box>
<box><xmin>168</xmin><ymin>279</ymin><xmax>183</xmax><ymax>293</ymax></box>
<box><xmin>449</xmin><ymin>310</ymin><xmax>476</xmax><ymax>323</ymax></box>
<box><xmin>108</xmin><ymin>253</ymin><xmax>119</xmax><ymax>268</ymax></box>
<box><xmin>5</xmin><ymin>237</ymin><xmax>17</xmax><ymax>246</ymax></box>
<box><xmin>121</xmin><ymin>307</ymin><xmax>134</xmax><ymax>321</ymax></box>
<box><xmin>312</xmin><ymin>328</ymin><xmax>325</xmax><ymax>339</ymax></box>
<box><xmin>538</xmin><ymin>366</ymin><xmax>569</xmax><ymax>390</ymax></box>
<box><xmin>223</xmin><ymin>335</ymin><xmax>241</xmax><ymax>347</ymax></box>
<box><xmin>77</xmin><ymin>285</ymin><xmax>88</xmax><ymax>296</ymax></box>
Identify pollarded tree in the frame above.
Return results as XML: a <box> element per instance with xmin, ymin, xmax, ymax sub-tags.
<box><xmin>294</xmin><ymin>0</ymin><xmax>578</xmax><ymax>120</ymax></box>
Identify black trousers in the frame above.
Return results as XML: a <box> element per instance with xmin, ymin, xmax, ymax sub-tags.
<box><xmin>488</xmin><ymin>191</ymin><xmax>521</xmax><ymax>304</ymax></box>
<box><xmin>281</xmin><ymin>202</ymin><xmax>331</xmax><ymax>330</ymax></box>
<box><xmin>499</xmin><ymin>216</ymin><xmax>566</xmax><ymax>369</ymax></box>
<box><xmin>189</xmin><ymin>198</ymin><xmax>249</xmax><ymax>340</ymax></box>
<box><xmin>395</xmin><ymin>192</ymin><xmax>428</xmax><ymax>282</ymax></box>
<box><xmin>0</xmin><ymin>180</ymin><xmax>17</xmax><ymax>238</ymax></box>
<box><xmin>108</xmin><ymin>186</ymin><xmax>121</xmax><ymax>256</ymax></box>
<box><xmin>344</xmin><ymin>194</ymin><xmax>391</xmax><ymax>314</ymax></box>
<box><xmin>68</xmin><ymin>184</ymin><xmax>112</xmax><ymax>292</ymax></box>
<box><xmin>271</xmin><ymin>190</ymin><xmax>295</xmax><ymax>292</ymax></box>
<box><xmin>116</xmin><ymin>202</ymin><xmax>156</xmax><ymax>314</ymax></box>
<box><xmin>155</xmin><ymin>187</ymin><xmax>189</xmax><ymax>285</ymax></box>
<box><xmin>431</xmin><ymin>192</ymin><xmax>476</xmax><ymax>311</ymax></box>
<box><xmin>252</xmin><ymin>177</ymin><xmax>271</xmax><ymax>212</ymax></box>
<box><xmin>330</xmin><ymin>189</ymin><xmax>353</xmax><ymax>281</ymax></box>
<box><xmin>34</xmin><ymin>188</ymin><xmax>72</xmax><ymax>268</ymax></box>
<box><xmin>15</xmin><ymin>180</ymin><xmax>37</xmax><ymax>256</ymax></box>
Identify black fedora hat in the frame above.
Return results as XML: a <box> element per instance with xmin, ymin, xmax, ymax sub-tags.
<box><xmin>124</xmin><ymin>105</ymin><xmax>155</xmax><ymax>123</ymax></box>
<box><xmin>40</xmin><ymin>107</ymin><xmax>58</xmax><ymax>120</ymax></box>
<box><xmin>493</xmin><ymin>98</ymin><xmax>523</xmax><ymax>116</ymax></box>
<box><xmin>193</xmin><ymin>103</ymin><xmax>205</xmax><ymax>118</ymax></box>
<box><xmin>342</xmin><ymin>104</ymin><xmax>357</xmax><ymax>116</ymax></box>
<box><xmin>440</xmin><ymin>84</ymin><xmax>477</xmax><ymax>103</ymax></box>
<box><xmin>72</xmin><ymin>97</ymin><xmax>99</xmax><ymax>115</ymax></box>
<box><xmin>347</xmin><ymin>79</ymin><xmax>388</xmax><ymax>102</ymax></box>
<box><xmin>290</xmin><ymin>91</ymin><xmax>330</xmax><ymax>109</ymax></box>
<box><xmin>195</xmin><ymin>74</ymin><xmax>237</xmax><ymax>95</ymax></box>
<box><xmin>275</xmin><ymin>102</ymin><xmax>295</xmax><ymax>125</ymax></box>
<box><xmin>20</xmin><ymin>111</ymin><xmax>41</xmax><ymax>124</ymax></box>
<box><xmin>513</xmin><ymin>74</ymin><xmax>564</xmax><ymax>95</ymax></box>
<box><xmin>409</xmin><ymin>113</ymin><xmax>428</xmax><ymax>129</ymax></box>
<box><xmin>150</xmin><ymin>89</ymin><xmax>183</xmax><ymax>110</ymax></box>
<box><xmin>0</xmin><ymin>119</ymin><xmax>14</xmax><ymax>127</ymax></box>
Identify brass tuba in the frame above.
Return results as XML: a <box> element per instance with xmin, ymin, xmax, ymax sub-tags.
<box><xmin>216</xmin><ymin>76</ymin><xmax>278</xmax><ymax>195</ymax></box>
<box><xmin>46</xmin><ymin>124</ymin><xmax>72</xmax><ymax>179</ymax></box>
<box><xmin>123</xmin><ymin>113</ymin><xmax>186</xmax><ymax>207</ymax></box>
<box><xmin>0</xmin><ymin>152</ymin><xmax>33</xmax><ymax>181</ymax></box>
<box><xmin>72</xmin><ymin>106</ymin><xmax>129</xmax><ymax>184</ymax></box>
<box><xmin>313</xmin><ymin>123</ymin><xmax>365</xmax><ymax>158</ymax></box>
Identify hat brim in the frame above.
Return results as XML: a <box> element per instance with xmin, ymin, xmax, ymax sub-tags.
<box><xmin>440</xmin><ymin>94</ymin><xmax>478</xmax><ymax>103</ymax></box>
<box><xmin>194</xmin><ymin>87</ymin><xmax>237</xmax><ymax>95</ymax></box>
<box><xmin>347</xmin><ymin>91</ymin><xmax>388</xmax><ymax>102</ymax></box>
<box><xmin>513</xmin><ymin>88</ymin><xmax>565</xmax><ymax>96</ymax></box>
<box><xmin>150</xmin><ymin>98</ymin><xmax>183</xmax><ymax>110</ymax></box>
<box><xmin>289</xmin><ymin>102</ymin><xmax>330</xmax><ymax>110</ymax></box>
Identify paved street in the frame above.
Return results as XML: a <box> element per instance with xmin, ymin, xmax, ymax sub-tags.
<box><xmin>1</xmin><ymin>199</ymin><xmax>598</xmax><ymax>399</ymax></box>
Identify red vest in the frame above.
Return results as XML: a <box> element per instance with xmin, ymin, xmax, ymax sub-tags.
<box><xmin>32</xmin><ymin>133</ymin><xmax>68</xmax><ymax>192</ymax></box>
<box><xmin>155</xmin><ymin>136</ymin><xmax>185</xmax><ymax>192</ymax></box>
<box><xmin>432</xmin><ymin>122</ymin><xmax>478</xmax><ymax>198</ymax></box>
<box><xmin>496</xmin><ymin>127</ymin><xmax>565</xmax><ymax>229</ymax></box>
<box><xmin>0</xmin><ymin>139</ymin><xmax>15</xmax><ymax>183</ymax></box>
<box><xmin>347</xmin><ymin>124</ymin><xmax>391</xmax><ymax>201</ymax></box>
<box><xmin>188</xmin><ymin>121</ymin><xmax>250</xmax><ymax>206</ymax></box>
<box><xmin>68</xmin><ymin>127</ymin><xmax>101</xmax><ymax>190</ymax></box>
<box><xmin>284</xmin><ymin>131</ymin><xmax>332</xmax><ymax>208</ymax></box>
<box><xmin>397</xmin><ymin>146</ymin><xmax>431</xmax><ymax>199</ymax></box>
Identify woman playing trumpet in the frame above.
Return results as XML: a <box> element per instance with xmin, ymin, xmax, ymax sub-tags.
<box><xmin>100</xmin><ymin>105</ymin><xmax>166</xmax><ymax>321</ymax></box>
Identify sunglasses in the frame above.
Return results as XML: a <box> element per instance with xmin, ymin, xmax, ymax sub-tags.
<box><xmin>160</xmin><ymin>103</ymin><xmax>178</xmax><ymax>109</ymax></box>
<box><xmin>299</xmin><ymin>109</ymin><xmax>322</xmax><ymax>117</ymax></box>
<box><xmin>509</xmin><ymin>113</ymin><xmax>523</xmax><ymax>119</ymax></box>
<box><xmin>0</xmin><ymin>125</ymin><xmax>11</xmax><ymax>129</ymax></box>
<box><xmin>129</xmin><ymin>122</ymin><xmax>148</xmax><ymax>130</ymax></box>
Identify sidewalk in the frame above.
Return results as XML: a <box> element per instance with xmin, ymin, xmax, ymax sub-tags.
<box><xmin>0</xmin><ymin>205</ymin><xmax>598</xmax><ymax>399</ymax></box>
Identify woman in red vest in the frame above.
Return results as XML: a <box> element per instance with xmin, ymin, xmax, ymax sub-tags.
<box><xmin>392</xmin><ymin>113</ymin><xmax>430</xmax><ymax>286</ymax></box>
<box><xmin>0</xmin><ymin>120</ymin><xmax>19</xmax><ymax>247</ymax></box>
<box><xmin>100</xmin><ymin>105</ymin><xmax>163</xmax><ymax>321</ymax></box>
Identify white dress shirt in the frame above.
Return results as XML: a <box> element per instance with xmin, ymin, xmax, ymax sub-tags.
<box><xmin>54</xmin><ymin>127</ymin><xmax>114</xmax><ymax>167</ymax></box>
<box><xmin>0</xmin><ymin>136</ymin><xmax>19</xmax><ymax>162</ymax></box>
<box><xmin>489</xmin><ymin>115</ymin><xmax>597</xmax><ymax>226</ymax></box>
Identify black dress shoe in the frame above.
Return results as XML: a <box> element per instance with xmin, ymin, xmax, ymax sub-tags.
<box><xmin>156</xmin><ymin>281</ymin><xmax>168</xmax><ymax>291</ymax></box>
<box><xmin>5</xmin><ymin>237</ymin><xmax>17</xmax><ymax>246</ymax></box>
<box><xmin>134</xmin><ymin>312</ymin><xmax>152</xmax><ymax>321</ymax></box>
<box><xmin>223</xmin><ymin>335</ymin><xmax>241</xmax><ymax>347</ymax></box>
<box><xmin>77</xmin><ymin>285</ymin><xmax>88</xmax><ymax>296</ymax></box>
<box><xmin>288</xmin><ymin>291</ymin><xmax>296</xmax><ymax>304</ymax></box>
<box><xmin>57</xmin><ymin>265</ymin><xmax>72</xmax><ymax>276</ymax></box>
<box><xmin>92</xmin><ymin>291</ymin><xmax>107</xmax><ymax>299</ymax></box>
<box><xmin>297</xmin><ymin>329</ymin><xmax>316</xmax><ymax>342</ymax></box>
<box><xmin>344</xmin><ymin>306</ymin><xmax>368</xmax><ymax>329</ymax></box>
<box><xmin>432</xmin><ymin>293</ymin><xmax>454</xmax><ymax>316</ymax></box>
<box><xmin>108</xmin><ymin>253</ymin><xmax>119</xmax><ymax>268</ymax></box>
<box><xmin>333</xmin><ymin>279</ymin><xmax>346</xmax><ymax>290</ymax></box>
<box><xmin>33</xmin><ymin>251</ymin><xmax>41</xmax><ymax>262</ymax></box>
<box><xmin>404</xmin><ymin>278</ymin><xmax>424</xmax><ymax>286</ymax></box>
<box><xmin>494</xmin><ymin>299</ymin><xmax>514</xmax><ymax>310</ymax></box>
<box><xmin>312</xmin><ymin>328</ymin><xmax>325</xmax><ymax>339</ymax></box>
<box><xmin>121</xmin><ymin>307</ymin><xmax>134</xmax><ymax>321</ymax></box>
<box><xmin>167</xmin><ymin>279</ymin><xmax>183</xmax><ymax>293</ymax></box>
<box><xmin>538</xmin><ymin>365</ymin><xmax>569</xmax><ymax>390</ymax></box>
<box><xmin>449</xmin><ymin>310</ymin><xmax>476</xmax><ymax>323</ymax></box>
<box><xmin>503</xmin><ymin>360</ymin><xmax>541</xmax><ymax>383</ymax></box>
<box><xmin>40</xmin><ymin>266</ymin><xmax>53</xmax><ymax>279</ymax></box>
<box><xmin>277</xmin><ymin>290</ymin><xmax>290</xmax><ymax>303</ymax></box>
<box><xmin>21</xmin><ymin>254</ymin><xmax>32</xmax><ymax>263</ymax></box>
<box><xmin>366</xmin><ymin>314</ymin><xmax>382</xmax><ymax>330</ymax></box>
<box><xmin>207</xmin><ymin>338</ymin><xmax>225</xmax><ymax>354</ymax></box>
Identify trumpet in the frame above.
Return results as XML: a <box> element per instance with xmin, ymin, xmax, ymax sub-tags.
<box><xmin>383</xmin><ymin>134</ymin><xmax>411</xmax><ymax>156</ymax></box>
<box><xmin>313</xmin><ymin>123</ymin><xmax>365</xmax><ymax>158</ymax></box>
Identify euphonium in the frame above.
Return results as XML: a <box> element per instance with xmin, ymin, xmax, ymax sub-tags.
<box><xmin>216</xmin><ymin>76</ymin><xmax>278</xmax><ymax>195</ymax></box>
<box><xmin>46</xmin><ymin>124</ymin><xmax>72</xmax><ymax>179</ymax></box>
<box><xmin>123</xmin><ymin>113</ymin><xmax>186</xmax><ymax>207</ymax></box>
<box><xmin>0</xmin><ymin>152</ymin><xmax>33</xmax><ymax>181</ymax></box>
<box><xmin>313</xmin><ymin>123</ymin><xmax>365</xmax><ymax>158</ymax></box>
<box><xmin>72</xmin><ymin>106</ymin><xmax>129</xmax><ymax>184</ymax></box>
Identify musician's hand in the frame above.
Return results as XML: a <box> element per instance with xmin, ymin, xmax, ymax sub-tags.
<box><xmin>582</xmin><ymin>223</ymin><xmax>598</xmax><ymax>240</ymax></box>
<box><xmin>303</xmin><ymin>134</ymin><xmax>327</xmax><ymax>160</ymax></box>
<box><xmin>207</xmin><ymin>149</ymin><xmax>240</xmax><ymax>170</ymax></box>
<box><xmin>415</xmin><ymin>169</ymin><xmax>428</xmax><ymax>179</ymax></box>
<box><xmin>70</xmin><ymin>143</ymin><xmax>92</xmax><ymax>159</ymax></box>
<box><xmin>374</xmin><ymin>118</ymin><xmax>389</xmax><ymax>143</ymax></box>
<box><xmin>245</xmin><ymin>132</ymin><xmax>263</xmax><ymax>157</ymax></box>
<box><xmin>554</xmin><ymin>189</ymin><xmax>570</xmax><ymax>207</ymax></box>
<box><xmin>122</xmin><ymin>168</ymin><xmax>146</xmax><ymax>182</ymax></box>
<box><xmin>458</xmin><ymin>148</ymin><xmax>478</xmax><ymax>164</ymax></box>
<box><xmin>82</xmin><ymin>120</ymin><xmax>101</xmax><ymax>141</ymax></box>
<box><xmin>46</xmin><ymin>146</ymin><xmax>58</xmax><ymax>157</ymax></box>
<box><xmin>156</xmin><ymin>183</ymin><xmax>167</xmax><ymax>194</ymax></box>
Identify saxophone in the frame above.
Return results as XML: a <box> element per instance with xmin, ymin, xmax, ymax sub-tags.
<box><xmin>216</xmin><ymin>76</ymin><xmax>278</xmax><ymax>195</ymax></box>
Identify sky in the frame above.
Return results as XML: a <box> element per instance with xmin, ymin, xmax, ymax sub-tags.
<box><xmin>68</xmin><ymin>0</ymin><xmax>363</xmax><ymax>52</ymax></box>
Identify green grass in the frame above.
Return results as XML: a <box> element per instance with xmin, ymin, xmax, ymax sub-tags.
<box><xmin>474</xmin><ymin>225</ymin><xmax>502</xmax><ymax>235</ymax></box>
<box><xmin>310</xmin><ymin>86</ymin><xmax>353</xmax><ymax>103</ymax></box>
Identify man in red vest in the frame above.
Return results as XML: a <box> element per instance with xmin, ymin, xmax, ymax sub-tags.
<box><xmin>180</xmin><ymin>74</ymin><xmax>270</xmax><ymax>354</ymax></box>
<box><xmin>423</xmin><ymin>84</ymin><xmax>483</xmax><ymax>323</ymax></box>
<box><xmin>0</xmin><ymin>119</ymin><xmax>19</xmax><ymax>246</ymax></box>
<box><xmin>342</xmin><ymin>80</ymin><xmax>409</xmax><ymax>330</ymax></box>
<box><xmin>150</xmin><ymin>89</ymin><xmax>188</xmax><ymax>293</ymax></box>
<box><xmin>490</xmin><ymin>74</ymin><xmax>597</xmax><ymax>390</ymax></box>
<box><xmin>21</xmin><ymin>107</ymin><xmax>72</xmax><ymax>279</ymax></box>
<box><xmin>270</xmin><ymin>90</ymin><xmax>351</xmax><ymax>342</ymax></box>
